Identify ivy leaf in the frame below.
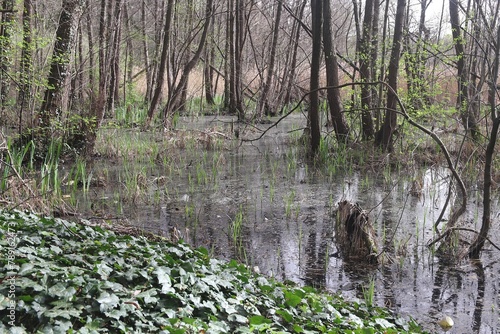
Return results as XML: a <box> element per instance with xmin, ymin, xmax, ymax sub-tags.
<box><xmin>44</xmin><ymin>307</ymin><xmax>81</xmax><ymax>319</ymax></box>
<box><xmin>97</xmin><ymin>292</ymin><xmax>120</xmax><ymax>312</ymax></box>
<box><xmin>284</xmin><ymin>290</ymin><xmax>303</xmax><ymax>308</ymax></box>
<box><xmin>106</xmin><ymin>306</ymin><xmax>128</xmax><ymax>320</ymax></box>
<box><xmin>48</xmin><ymin>283</ymin><xmax>77</xmax><ymax>299</ymax></box>
<box><xmin>228</xmin><ymin>313</ymin><xmax>248</xmax><ymax>324</ymax></box>
<box><xmin>155</xmin><ymin>267</ymin><xmax>174</xmax><ymax>293</ymax></box>
<box><xmin>18</xmin><ymin>262</ymin><xmax>35</xmax><ymax>275</ymax></box>
<box><xmin>276</xmin><ymin>309</ymin><xmax>293</xmax><ymax>323</ymax></box>
<box><xmin>51</xmin><ymin>245</ymin><xmax>63</xmax><ymax>254</ymax></box>
<box><xmin>375</xmin><ymin>317</ymin><xmax>395</xmax><ymax>329</ymax></box>
<box><xmin>249</xmin><ymin>315</ymin><xmax>271</xmax><ymax>325</ymax></box>
<box><xmin>95</xmin><ymin>262</ymin><xmax>113</xmax><ymax>279</ymax></box>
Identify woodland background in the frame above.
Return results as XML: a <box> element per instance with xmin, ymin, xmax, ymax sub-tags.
<box><xmin>0</xmin><ymin>0</ymin><xmax>499</xmax><ymax>257</ymax></box>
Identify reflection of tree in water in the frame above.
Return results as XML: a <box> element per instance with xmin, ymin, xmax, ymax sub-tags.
<box><xmin>430</xmin><ymin>260</ymin><xmax>489</xmax><ymax>333</ymax></box>
<box><xmin>303</xmin><ymin>212</ymin><xmax>333</xmax><ymax>288</ymax></box>
<box><xmin>430</xmin><ymin>263</ymin><xmax>461</xmax><ymax>330</ymax></box>
<box><xmin>472</xmin><ymin>261</ymin><xmax>485</xmax><ymax>333</ymax></box>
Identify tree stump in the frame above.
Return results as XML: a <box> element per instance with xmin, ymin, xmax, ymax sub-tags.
<box><xmin>334</xmin><ymin>200</ymin><xmax>379</xmax><ymax>264</ymax></box>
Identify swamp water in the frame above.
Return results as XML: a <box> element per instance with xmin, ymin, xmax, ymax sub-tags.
<box><xmin>75</xmin><ymin>115</ymin><xmax>500</xmax><ymax>333</ymax></box>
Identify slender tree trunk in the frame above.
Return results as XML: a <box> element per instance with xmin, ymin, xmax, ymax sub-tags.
<box><xmin>358</xmin><ymin>0</ymin><xmax>375</xmax><ymax>139</ymax></box>
<box><xmin>322</xmin><ymin>0</ymin><xmax>349</xmax><ymax>143</ymax></box>
<box><xmin>257</xmin><ymin>0</ymin><xmax>282</xmax><ymax>119</ymax></box>
<box><xmin>0</xmin><ymin>0</ymin><xmax>14</xmax><ymax>124</ymax></box>
<box><xmin>106</xmin><ymin>0</ymin><xmax>123</xmax><ymax>114</ymax></box>
<box><xmin>370</xmin><ymin>0</ymin><xmax>380</xmax><ymax>108</ymax></box>
<box><xmin>283</xmin><ymin>0</ymin><xmax>306</xmax><ymax>106</ymax></box>
<box><xmin>204</xmin><ymin>18</ymin><xmax>215</xmax><ymax>105</ymax></box>
<box><xmin>309</xmin><ymin>0</ymin><xmax>322</xmax><ymax>154</ymax></box>
<box><xmin>141</xmin><ymin>1</ymin><xmax>152</xmax><ymax>105</ymax></box>
<box><xmin>376</xmin><ymin>0</ymin><xmax>406</xmax><ymax>151</ymax></box>
<box><xmin>468</xmin><ymin>26</ymin><xmax>500</xmax><ymax>258</ymax></box>
<box><xmin>449</xmin><ymin>0</ymin><xmax>479</xmax><ymax>139</ymax></box>
<box><xmin>18</xmin><ymin>0</ymin><xmax>32</xmax><ymax>133</ymax></box>
<box><xmin>145</xmin><ymin>0</ymin><xmax>174</xmax><ymax>126</ymax></box>
<box><xmin>234</xmin><ymin>0</ymin><xmax>245</xmax><ymax>120</ymax></box>
<box><xmin>227</xmin><ymin>0</ymin><xmax>236</xmax><ymax>113</ymax></box>
<box><xmin>38</xmin><ymin>0</ymin><xmax>80</xmax><ymax>128</ymax></box>
<box><xmin>163</xmin><ymin>0</ymin><xmax>214</xmax><ymax>119</ymax></box>
<box><xmin>84</xmin><ymin>4</ymin><xmax>94</xmax><ymax>91</ymax></box>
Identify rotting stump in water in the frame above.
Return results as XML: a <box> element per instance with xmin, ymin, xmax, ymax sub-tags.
<box><xmin>334</xmin><ymin>200</ymin><xmax>379</xmax><ymax>264</ymax></box>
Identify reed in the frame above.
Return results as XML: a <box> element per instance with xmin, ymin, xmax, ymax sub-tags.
<box><xmin>362</xmin><ymin>277</ymin><xmax>376</xmax><ymax>308</ymax></box>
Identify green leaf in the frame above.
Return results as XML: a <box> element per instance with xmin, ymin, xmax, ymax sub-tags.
<box><xmin>97</xmin><ymin>292</ymin><xmax>120</xmax><ymax>312</ymax></box>
<box><xmin>18</xmin><ymin>295</ymin><xmax>34</xmax><ymax>302</ymax></box>
<box><xmin>155</xmin><ymin>266</ymin><xmax>174</xmax><ymax>293</ymax></box>
<box><xmin>228</xmin><ymin>313</ymin><xmax>248</xmax><ymax>324</ymax></box>
<box><xmin>44</xmin><ymin>307</ymin><xmax>81</xmax><ymax>319</ymax></box>
<box><xmin>106</xmin><ymin>307</ymin><xmax>128</xmax><ymax>320</ymax></box>
<box><xmin>18</xmin><ymin>262</ymin><xmax>35</xmax><ymax>275</ymax></box>
<box><xmin>276</xmin><ymin>309</ymin><xmax>293</xmax><ymax>323</ymax></box>
<box><xmin>249</xmin><ymin>315</ymin><xmax>271</xmax><ymax>325</ymax></box>
<box><xmin>48</xmin><ymin>283</ymin><xmax>77</xmax><ymax>299</ymax></box>
<box><xmin>374</xmin><ymin>318</ymin><xmax>395</xmax><ymax>329</ymax></box>
<box><xmin>95</xmin><ymin>262</ymin><xmax>113</xmax><ymax>279</ymax></box>
<box><xmin>285</xmin><ymin>290</ymin><xmax>303</xmax><ymax>307</ymax></box>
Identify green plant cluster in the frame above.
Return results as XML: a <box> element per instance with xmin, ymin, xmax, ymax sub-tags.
<box><xmin>0</xmin><ymin>211</ymin><xmax>428</xmax><ymax>333</ymax></box>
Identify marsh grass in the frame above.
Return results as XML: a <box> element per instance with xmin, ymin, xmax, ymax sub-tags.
<box><xmin>40</xmin><ymin>140</ymin><xmax>63</xmax><ymax>198</ymax></box>
<box><xmin>231</xmin><ymin>205</ymin><xmax>246</xmax><ymax>258</ymax></box>
<box><xmin>362</xmin><ymin>277</ymin><xmax>376</xmax><ymax>308</ymax></box>
<box><xmin>67</xmin><ymin>158</ymin><xmax>92</xmax><ymax>194</ymax></box>
<box><xmin>284</xmin><ymin>189</ymin><xmax>296</xmax><ymax>218</ymax></box>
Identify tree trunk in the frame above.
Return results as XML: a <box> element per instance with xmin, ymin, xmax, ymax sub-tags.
<box><xmin>358</xmin><ymin>0</ymin><xmax>375</xmax><ymax>140</ymax></box>
<box><xmin>145</xmin><ymin>0</ymin><xmax>174</xmax><ymax>127</ymax></box>
<box><xmin>468</xmin><ymin>26</ymin><xmax>500</xmax><ymax>258</ymax></box>
<box><xmin>106</xmin><ymin>0</ymin><xmax>123</xmax><ymax>114</ymax></box>
<box><xmin>141</xmin><ymin>1</ymin><xmax>152</xmax><ymax>105</ymax></box>
<box><xmin>0</xmin><ymin>0</ymin><xmax>14</xmax><ymax>124</ymax></box>
<box><xmin>204</xmin><ymin>19</ymin><xmax>215</xmax><ymax>105</ymax></box>
<box><xmin>38</xmin><ymin>0</ymin><xmax>80</xmax><ymax>129</ymax></box>
<box><xmin>449</xmin><ymin>0</ymin><xmax>479</xmax><ymax>139</ymax></box>
<box><xmin>18</xmin><ymin>0</ymin><xmax>32</xmax><ymax>133</ymax></box>
<box><xmin>376</xmin><ymin>0</ymin><xmax>406</xmax><ymax>151</ymax></box>
<box><xmin>283</xmin><ymin>0</ymin><xmax>306</xmax><ymax>106</ymax></box>
<box><xmin>309</xmin><ymin>0</ymin><xmax>322</xmax><ymax>154</ymax></box>
<box><xmin>234</xmin><ymin>0</ymin><xmax>245</xmax><ymax>120</ymax></box>
<box><xmin>257</xmin><ymin>0</ymin><xmax>282</xmax><ymax>119</ymax></box>
<box><xmin>162</xmin><ymin>0</ymin><xmax>214</xmax><ymax>120</ymax></box>
<box><xmin>322</xmin><ymin>0</ymin><xmax>349</xmax><ymax>143</ymax></box>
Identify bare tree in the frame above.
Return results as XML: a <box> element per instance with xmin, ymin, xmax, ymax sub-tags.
<box><xmin>145</xmin><ymin>0</ymin><xmax>174</xmax><ymax>127</ymax></box>
<box><xmin>309</xmin><ymin>0</ymin><xmax>322</xmax><ymax>154</ymax></box>
<box><xmin>38</xmin><ymin>0</ymin><xmax>81</xmax><ymax>130</ymax></box>
<box><xmin>282</xmin><ymin>0</ymin><xmax>307</xmax><ymax>106</ymax></box>
<box><xmin>257</xmin><ymin>1</ymin><xmax>282</xmax><ymax>119</ymax></box>
<box><xmin>376</xmin><ymin>0</ymin><xmax>406</xmax><ymax>151</ymax></box>
<box><xmin>357</xmin><ymin>0</ymin><xmax>376</xmax><ymax>139</ymax></box>
<box><xmin>162</xmin><ymin>0</ymin><xmax>214</xmax><ymax>121</ymax></box>
<box><xmin>449</xmin><ymin>0</ymin><xmax>479</xmax><ymax>138</ymax></box>
<box><xmin>323</xmin><ymin>0</ymin><xmax>349</xmax><ymax>143</ymax></box>
<box><xmin>468</xmin><ymin>23</ymin><xmax>500</xmax><ymax>258</ymax></box>
<box><xmin>0</xmin><ymin>0</ymin><xmax>14</xmax><ymax>124</ymax></box>
<box><xmin>18</xmin><ymin>0</ymin><xmax>33</xmax><ymax>132</ymax></box>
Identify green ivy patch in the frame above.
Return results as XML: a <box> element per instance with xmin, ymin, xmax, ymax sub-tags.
<box><xmin>0</xmin><ymin>211</ymin><xmax>428</xmax><ymax>333</ymax></box>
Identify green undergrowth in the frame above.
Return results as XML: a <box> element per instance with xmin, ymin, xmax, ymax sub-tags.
<box><xmin>0</xmin><ymin>211</ymin><xmax>428</xmax><ymax>333</ymax></box>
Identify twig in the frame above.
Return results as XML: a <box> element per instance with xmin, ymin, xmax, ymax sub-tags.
<box><xmin>427</xmin><ymin>227</ymin><xmax>500</xmax><ymax>252</ymax></box>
